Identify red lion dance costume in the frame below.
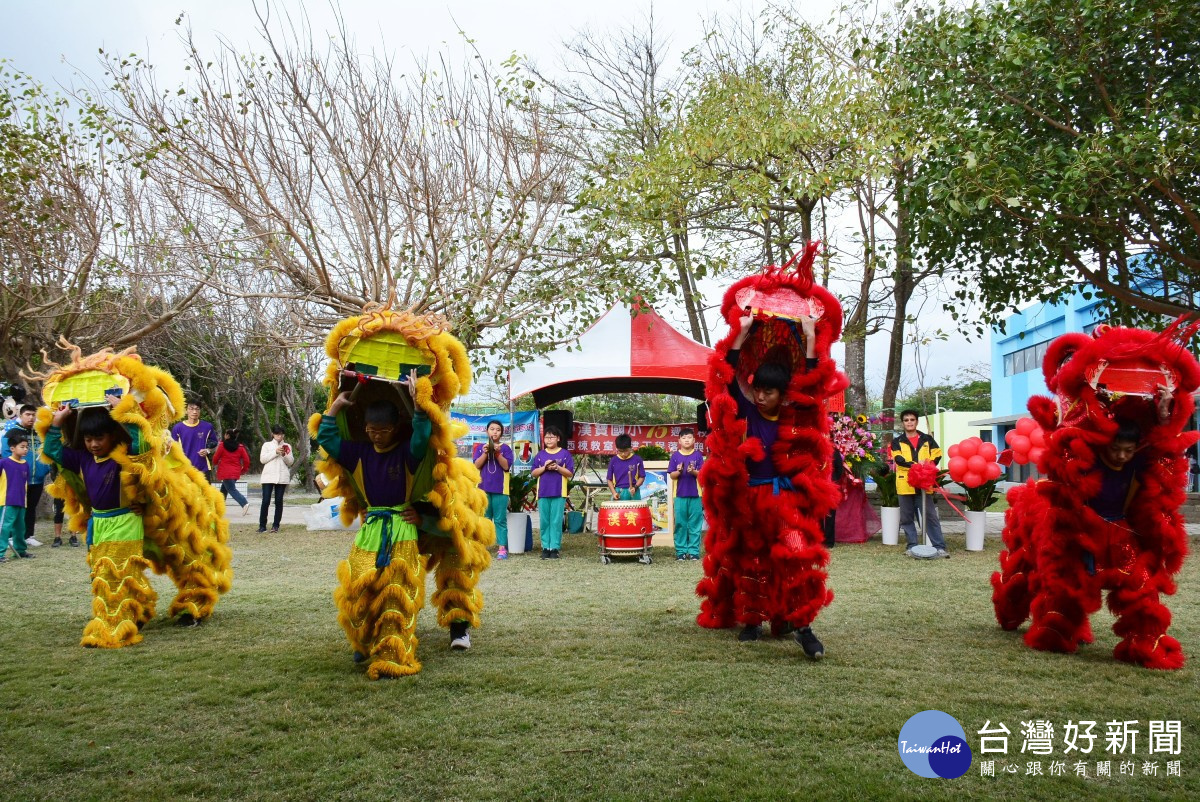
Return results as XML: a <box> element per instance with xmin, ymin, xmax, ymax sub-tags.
<box><xmin>696</xmin><ymin>243</ymin><xmax>848</xmax><ymax>634</ymax></box>
<box><xmin>991</xmin><ymin>322</ymin><xmax>1200</xmax><ymax>669</ymax></box>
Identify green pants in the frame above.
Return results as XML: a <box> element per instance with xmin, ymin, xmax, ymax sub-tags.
<box><xmin>673</xmin><ymin>496</ymin><xmax>703</xmax><ymax>557</ymax></box>
<box><xmin>538</xmin><ymin>496</ymin><xmax>566</xmax><ymax>551</ymax></box>
<box><xmin>486</xmin><ymin>492</ymin><xmax>509</xmax><ymax>547</ymax></box>
<box><xmin>615</xmin><ymin>487</ymin><xmax>641</xmax><ymax>501</ymax></box>
<box><xmin>0</xmin><ymin>505</ymin><xmax>27</xmax><ymax>557</ymax></box>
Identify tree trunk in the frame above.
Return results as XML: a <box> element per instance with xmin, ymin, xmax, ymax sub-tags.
<box><xmin>843</xmin><ymin>327</ymin><xmax>868</xmax><ymax>413</ymax></box>
<box><xmin>882</xmin><ymin>159</ymin><xmax>914</xmax><ymax>436</ymax></box>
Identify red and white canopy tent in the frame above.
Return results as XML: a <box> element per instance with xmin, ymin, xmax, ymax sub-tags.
<box><xmin>509</xmin><ymin>301</ymin><xmax>713</xmax><ymax>407</ymax></box>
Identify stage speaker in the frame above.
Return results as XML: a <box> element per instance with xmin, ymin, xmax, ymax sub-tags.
<box><xmin>696</xmin><ymin>402</ymin><xmax>710</xmax><ymax>433</ymax></box>
<box><xmin>542</xmin><ymin>409</ymin><xmax>574</xmax><ymax>440</ymax></box>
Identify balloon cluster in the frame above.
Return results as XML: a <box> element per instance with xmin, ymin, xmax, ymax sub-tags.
<box><xmin>947</xmin><ymin>436</ymin><xmax>1003</xmax><ymax>488</ymax></box>
<box><xmin>1003</xmin><ymin>417</ymin><xmax>1046</xmax><ymax>466</ymax></box>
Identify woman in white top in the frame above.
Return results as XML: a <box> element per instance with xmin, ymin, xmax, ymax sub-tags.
<box><xmin>258</xmin><ymin>425</ymin><xmax>295</xmax><ymax>532</ymax></box>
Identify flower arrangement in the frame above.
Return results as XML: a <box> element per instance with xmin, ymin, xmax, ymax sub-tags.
<box><xmin>830</xmin><ymin>411</ymin><xmax>882</xmax><ymax>481</ymax></box>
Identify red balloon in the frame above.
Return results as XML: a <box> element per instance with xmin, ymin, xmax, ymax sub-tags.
<box><xmin>962</xmin><ymin>471</ymin><xmax>983</xmax><ymax>488</ymax></box>
<box><xmin>948</xmin><ymin>456</ymin><xmax>968</xmax><ymax>478</ymax></box>
<box><xmin>1004</xmin><ymin>430</ymin><xmax>1017</xmax><ymax>446</ymax></box>
<box><xmin>985</xmin><ymin>462</ymin><xmax>1003</xmax><ymax>480</ymax></box>
<box><xmin>958</xmin><ymin>439</ymin><xmax>980</xmax><ymax>458</ymax></box>
<box><xmin>1009</xmin><ymin>435</ymin><xmax>1031</xmax><ymax>454</ymax></box>
<box><xmin>1030</xmin><ymin>428</ymin><xmax>1046</xmax><ymax>448</ymax></box>
<box><xmin>967</xmin><ymin>455</ymin><xmax>988</xmax><ymax>473</ymax></box>
<box><xmin>1029</xmin><ymin>447</ymin><xmax>1046</xmax><ymax>464</ymax></box>
<box><xmin>1016</xmin><ymin>417</ymin><xmax>1037</xmax><ymax>435</ymax></box>
<box><xmin>948</xmin><ymin>444</ymin><xmax>960</xmax><ymax>458</ymax></box>
<box><xmin>979</xmin><ymin>442</ymin><xmax>998</xmax><ymax>460</ymax></box>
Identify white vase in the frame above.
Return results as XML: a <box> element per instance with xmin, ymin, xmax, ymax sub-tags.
<box><xmin>880</xmin><ymin>506</ymin><xmax>900</xmax><ymax>545</ymax></box>
<box><xmin>965</xmin><ymin>510</ymin><xmax>987</xmax><ymax>551</ymax></box>
<box><xmin>506</xmin><ymin>512</ymin><xmax>531</xmax><ymax>554</ymax></box>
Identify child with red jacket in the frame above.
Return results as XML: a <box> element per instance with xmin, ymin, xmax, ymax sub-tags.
<box><xmin>213</xmin><ymin>429</ymin><xmax>251</xmax><ymax>515</ymax></box>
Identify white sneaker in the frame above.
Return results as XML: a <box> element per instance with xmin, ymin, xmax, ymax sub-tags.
<box><xmin>451</xmin><ymin>632</ymin><xmax>471</xmax><ymax>650</ymax></box>
<box><xmin>936</xmin><ymin>548</ymin><xmax>951</xmax><ymax>559</ymax></box>
<box><xmin>26</xmin><ymin>537</ymin><xmax>42</xmax><ymax>547</ymax></box>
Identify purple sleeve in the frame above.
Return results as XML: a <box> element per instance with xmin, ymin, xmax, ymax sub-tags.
<box><xmin>61</xmin><ymin>445</ymin><xmax>85</xmax><ymax>474</ymax></box>
<box><xmin>606</xmin><ymin>461</ymin><xmax>616</xmax><ymax>481</ymax></box>
<box><xmin>563</xmin><ymin>451</ymin><xmax>575</xmax><ymax>474</ymax></box>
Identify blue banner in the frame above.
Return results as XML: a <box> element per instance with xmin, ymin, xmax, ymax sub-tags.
<box><xmin>451</xmin><ymin>411</ymin><xmax>539</xmax><ymax>473</ymax></box>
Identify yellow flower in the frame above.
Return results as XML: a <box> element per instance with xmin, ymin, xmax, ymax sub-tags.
<box><xmin>856</xmin><ymin>414</ymin><xmax>868</xmax><ymax>424</ymax></box>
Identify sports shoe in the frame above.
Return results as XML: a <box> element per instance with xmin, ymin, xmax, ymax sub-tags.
<box><xmin>676</xmin><ymin>554</ymin><xmax>686</xmax><ymax>561</ymax></box>
<box><xmin>936</xmin><ymin>548</ymin><xmax>951</xmax><ymax>559</ymax></box>
<box><xmin>540</xmin><ymin>548</ymin><xmax>550</xmax><ymax>560</ymax></box>
<box><xmin>69</xmin><ymin>535</ymin><xmax>80</xmax><ymax>547</ymax></box>
<box><xmin>52</xmin><ymin>537</ymin><xmax>63</xmax><ymax>547</ymax></box>
<box><xmin>270</xmin><ymin>527</ymin><xmax>279</xmax><ymax>533</ymax></box>
<box><xmin>352</xmin><ymin>650</ymin><xmax>367</xmax><ymax>664</ymax></box>
<box><xmin>450</xmin><ymin>621</ymin><xmax>471</xmax><ymax>650</ymax></box>
<box><xmin>497</xmin><ymin>546</ymin><xmax>508</xmax><ymax>560</ymax></box>
<box><xmin>796</xmin><ymin>626</ymin><xmax>825</xmax><ymax>660</ymax></box>
<box><xmin>550</xmin><ymin>549</ymin><xmax>561</xmax><ymax>559</ymax></box>
<box><xmin>0</xmin><ymin>556</ymin><xmax>7</xmax><ymax>563</ymax></box>
<box><xmin>26</xmin><ymin>536</ymin><xmax>42</xmax><ymax>547</ymax></box>
<box><xmin>256</xmin><ymin>527</ymin><xmax>267</xmax><ymax>533</ymax></box>
<box><xmin>737</xmin><ymin>624</ymin><xmax>761</xmax><ymax>642</ymax></box>
<box><xmin>905</xmin><ymin>546</ymin><xmax>916</xmax><ymax>558</ymax></box>
<box><xmin>177</xmin><ymin>613</ymin><xmax>200</xmax><ymax>627</ymax></box>
<box><xmin>15</xmin><ymin>551</ymin><xmax>34</xmax><ymax>559</ymax></box>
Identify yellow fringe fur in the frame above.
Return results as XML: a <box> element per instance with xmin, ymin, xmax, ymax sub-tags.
<box><xmin>309</xmin><ymin>308</ymin><xmax>494</xmax><ymax>675</ymax></box>
<box><xmin>30</xmin><ymin>343</ymin><xmax>234</xmax><ymax>644</ymax></box>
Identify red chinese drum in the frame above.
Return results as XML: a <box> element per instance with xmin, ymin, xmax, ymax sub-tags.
<box><xmin>597</xmin><ymin>500</ymin><xmax>653</xmax><ymax>552</ymax></box>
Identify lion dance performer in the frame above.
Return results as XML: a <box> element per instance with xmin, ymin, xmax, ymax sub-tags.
<box><xmin>31</xmin><ymin>341</ymin><xmax>233</xmax><ymax>647</ymax></box>
<box><xmin>309</xmin><ymin>307</ymin><xmax>494</xmax><ymax>679</ymax></box>
<box><xmin>991</xmin><ymin>321</ymin><xmax>1200</xmax><ymax>669</ymax></box>
<box><xmin>696</xmin><ymin>242</ymin><xmax>849</xmax><ymax>658</ymax></box>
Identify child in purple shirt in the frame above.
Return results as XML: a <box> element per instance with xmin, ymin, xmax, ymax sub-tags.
<box><xmin>473</xmin><ymin>420</ymin><xmax>515</xmax><ymax>558</ymax></box>
<box><xmin>531</xmin><ymin>426</ymin><xmax>574</xmax><ymax>559</ymax></box>
<box><xmin>606</xmin><ymin>433</ymin><xmax>645</xmax><ymax>501</ymax></box>
<box><xmin>0</xmin><ymin>429</ymin><xmax>32</xmax><ymax>561</ymax></box>
<box><xmin>667</xmin><ymin>428</ymin><xmax>704</xmax><ymax>561</ymax></box>
<box><xmin>44</xmin><ymin>402</ymin><xmax>157</xmax><ymax>646</ymax></box>
<box><xmin>170</xmin><ymin>402</ymin><xmax>217</xmax><ymax>477</ymax></box>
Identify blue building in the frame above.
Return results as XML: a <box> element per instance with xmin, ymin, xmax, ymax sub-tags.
<box><xmin>970</xmin><ymin>288</ymin><xmax>1108</xmax><ymax>480</ymax></box>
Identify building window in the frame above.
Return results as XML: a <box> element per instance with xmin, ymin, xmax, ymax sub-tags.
<box><xmin>1004</xmin><ymin>340</ymin><xmax>1051</xmax><ymax>377</ymax></box>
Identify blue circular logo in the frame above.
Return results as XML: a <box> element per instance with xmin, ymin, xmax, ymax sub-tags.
<box><xmin>898</xmin><ymin>710</ymin><xmax>973</xmax><ymax>778</ymax></box>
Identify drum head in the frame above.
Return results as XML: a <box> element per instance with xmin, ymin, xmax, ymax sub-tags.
<box><xmin>909</xmin><ymin>544</ymin><xmax>939</xmax><ymax>560</ymax></box>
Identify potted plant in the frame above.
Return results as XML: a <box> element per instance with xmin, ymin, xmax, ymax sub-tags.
<box><xmin>872</xmin><ymin>466</ymin><xmax>901</xmax><ymax>545</ymax></box>
<box><xmin>946</xmin><ymin>437</ymin><xmax>1003</xmax><ymax>551</ymax></box>
<box><xmin>506</xmin><ymin>472</ymin><xmax>538</xmax><ymax>554</ymax></box>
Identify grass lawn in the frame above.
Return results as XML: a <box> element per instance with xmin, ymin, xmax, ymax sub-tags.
<box><xmin>2</xmin><ymin>524</ymin><xmax>1197</xmax><ymax>801</ymax></box>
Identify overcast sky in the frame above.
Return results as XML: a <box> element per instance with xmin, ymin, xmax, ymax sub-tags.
<box><xmin>1</xmin><ymin>0</ymin><xmax>991</xmax><ymax>401</ymax></box>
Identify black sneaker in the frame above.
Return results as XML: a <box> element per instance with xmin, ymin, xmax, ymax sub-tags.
<box><xmin>15</xmin><ymin>552</ymin><xmax>34</xmax><ymax>559</ymax></box>
<box><xmin>676</xmin><ymin>554</ymin><xmax>686</xmax><ymax>561</ymax></box>
<box><xmin>52</xmin><ymin>537</ymin><xmax>63</xmax><ymax>547</ymax></box>
<box><xmin>450</xmin><ymin>621</ymin><xmax>471</xmax><ymax>650</ymax></box>
<box><xmin>540</xmin><ymin>548</ymin><xmax>550</xmax><ymax>560</ymax></box>
<box><xmin>69</xmin><ymin>535</ymin><xmax>81</xmax><ymax>547</ymax></box>
<box><xmin>550</xmin><ymin>549</ymin><xmax>561</xmax><ymax>559</ymax></box>
<box><xmin>177</xmin><ymin>613</ymin><xmax>200</xmax><ymax>627</ymax></box>
<box><xmin>737</xmin><ymin>624</ymin><xmax>761</xmax><ymax>642</ymax></box>
<box><xmin>256</xmin><ymin>527</ymin><xmax>267</xmax><ymax>533</ymax></box>
<box><xmin>352</xmin><ymin>650</ymin><xmax>367</xmax><ymax>664</ymax></box>
<box><xmin>796</xmin><ymin>626</ymin><xmax>825</xmax><ymax>660</ymax></box>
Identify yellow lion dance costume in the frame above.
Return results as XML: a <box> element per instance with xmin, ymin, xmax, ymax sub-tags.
<box><xmin>308</xmin><ymin>307</ymin><xmax>494</xmax><ymax>678</ymax></box>
<box><xmin>31</xmin><ymin>342</ymin><xmax>233</xmax><ymax>647</ymax></box>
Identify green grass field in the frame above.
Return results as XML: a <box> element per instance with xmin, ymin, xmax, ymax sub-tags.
<box><xmin>2</xmin><ymin>524</ymin><xmax>1197</xmax><ymax>801</ymax></box>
